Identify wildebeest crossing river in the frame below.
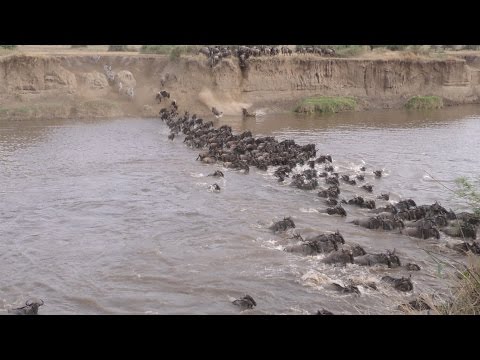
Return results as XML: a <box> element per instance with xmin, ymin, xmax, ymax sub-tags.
<box><xmin>1</xmin><ymin>105</ymin><xmax>480</xmax><ymax>314</ymax></box>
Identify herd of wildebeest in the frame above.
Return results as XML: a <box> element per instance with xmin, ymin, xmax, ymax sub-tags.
<box><xmin>7</xmin><ymin>87</ymin><xmax>479</xmax><ymax>315</ymax></box>
<box><xmin>156</xmin><ymin>94</ymin><xmax>480</xmax><ymax>314</ymax></box>
<box><xmin>198</xmin><ymin>45</ymin><xmax>336</xmax><ymax>68</ymax></box>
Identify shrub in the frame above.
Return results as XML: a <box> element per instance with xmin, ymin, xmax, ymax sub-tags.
<box><xmin>405</xmin><ymin>96</ymin><xmax>443</xmax><ymax>110</ymax></box>
<box><xmin>295</xmin><ymin>96</ymin><xmax>357</xmax><ymax>114</ymax></box>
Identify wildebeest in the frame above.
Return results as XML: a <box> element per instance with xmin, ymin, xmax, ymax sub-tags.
<box><xmin>8</xmin><ymin>299</ymin><xmax>44</xmax><ymax>315</ymax></box>
<box><xmin>208</xmin><ymin>170</ymin><xmax>224</xmax><ymax>177</ymax></box>
<box><xmin>242</xmin><ymin>108</ymin><xmax>256</xmax><ymax>118</ymax></box>
<box><xmin>209</xmin><ymin>183</ymin><xmax>221</xmax><ymax>192</ymax></box>
<box><xmin>232</xmin><ymin>295</ymin><xmax>256</xmax><ymax>309</ymax></box>
<box><xmin>381</xmin><ymin>275</ymin><xmax>413</xmax><ymax>292</ymax></box>
<box><xmin>270</xmin><ymin>217</ymin><xmax>296</xmax><ymax>232</ymax></box>
<box><xmin>315</xmin><ymin>309</ymin><xmax>334</xmax><ymax>315</ymax></box>
<box><xmin>212</xmin><ymin>107</ymin><xmax>223</xmax><ymax>118</ymax></box>
<box><xmin>354</xmin><ymin>250</ymin><xmax>401</xmax><ymax>268</ymax></box>
<box><xmin>156</xmin><ymin>90</ymin><xmax>170</xmax><ymax>103</ymax></box>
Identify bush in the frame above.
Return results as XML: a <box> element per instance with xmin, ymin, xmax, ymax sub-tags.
<box><xmin>405</xmin><ymin>96</ymin><xmax>443</xmax><ymax>110</ymax></box>
<box><xmin>71</xmin><ymin>45</ymin><xmax>88</xmax><ymax>48</ymax></box>
<box><xmin>295</xmin><ymin>96</ymin><xmax>357</xmax><ymax>114</ymax></box>
<box><xmin>0</xmin><ymin>45</ymin><xmax>17</xmax><ymax>49</ymax></box>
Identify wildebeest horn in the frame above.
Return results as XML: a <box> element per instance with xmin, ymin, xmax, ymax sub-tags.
<box><xmin>39</xmin><ymin>299</ymin><xmax>44</xmax><ymax>306</ymax></box>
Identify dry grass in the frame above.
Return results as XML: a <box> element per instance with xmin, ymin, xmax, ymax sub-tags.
<box><xmin>398</xmin><ymin>294</ymin><xmax>440</xmax><ymax>314</ymax></box>
<box><xmin>437</xmin><ymin>256</ymin><xmax>480</xmax><ymax>315</ymax></box>
<box><xmin>417</xmin><ymin>247</ymin><xmax>480</xmax><ymax>315</ymax></box>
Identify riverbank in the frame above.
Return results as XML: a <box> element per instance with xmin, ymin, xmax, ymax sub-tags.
<box><xmin>2</xmin><ymin>49</ymin><xmax>480</xmax><ymax>121</ymax></box>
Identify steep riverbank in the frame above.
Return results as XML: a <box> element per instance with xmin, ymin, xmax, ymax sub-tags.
<box><xmin>2</xmin><ymin>52</ymin><xmax>480</xmax><ymax>120</ymax></box>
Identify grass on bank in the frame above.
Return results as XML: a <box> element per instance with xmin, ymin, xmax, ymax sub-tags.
<box><xmin>139</xmin><ymin>45</ymin><xmax>202</xmax><ymax>61</ymax></box>
<box><xmin>405</xmin><ymin>96</ymin><xmax>444</xmax><ymax>110</ymax></box>
<box><xmin>295</xmin><ymin>96</ymin><xmax>357</xmax><ymax>114</ymax></box>
<box><xmin>440</xmin><ymin>257</ymin><xmax>480</xmax><ymax>315</ymax></box>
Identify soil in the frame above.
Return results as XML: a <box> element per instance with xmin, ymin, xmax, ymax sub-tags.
<box><xmin>2</xmin><ymin>46</ymin><xmax>480</xmax><ymax>120</ymax></box>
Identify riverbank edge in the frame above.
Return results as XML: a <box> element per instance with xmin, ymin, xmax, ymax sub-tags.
<box><xmin>2</xmin><ymin>52</ymin><xmax>480</xmax><ymax>121</ymax></box>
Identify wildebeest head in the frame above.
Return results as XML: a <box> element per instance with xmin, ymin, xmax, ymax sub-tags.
<box><xmin>351</xmin><ymin>245</ymin><xmax>367</xmax><ymax>257</ymax></box>
<box><xmin>316</xmin><ymin>309</ymin><xmax>334</xmax><ymax>315</ymax></box>
<box><xmin>232</xmin><ymin>294</ymin><xmax>256</xmax><ymax>309</ymax></box>
<box><xmin>333</xmin><ymin>230</ymin><xmax>345</xmax><ymax>244</ymax></box>
<box><xmin>283</xmin><ymin>217</ymin><xmax>296</xmax><ymax>228</ymax></box>
<box><xmin>405</xmin><ymin>263</ymin><xmax>421</xmax><ymax>271</ymax></box>
<box><xmin>386</xmin><ymin>249</ymin><xmax>401</xmax><ymax>268</ymax></box>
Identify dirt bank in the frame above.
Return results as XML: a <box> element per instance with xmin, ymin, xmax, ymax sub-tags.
<box><xmin>2</xmin><ymin>52</ymin><xmax>480</xmax><ymax>120</ymax></box>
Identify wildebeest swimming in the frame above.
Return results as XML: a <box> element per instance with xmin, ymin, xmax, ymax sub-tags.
<box><xmin>208</xmin><ymin>170</ymin><xmax>224</xmax><ymax>177</ymax></box>
<box><xmin>270</xmin><ymin>217</ymin><xmax>296</xmax><ymax>233</ymax></box>
<box><xmin>8</xmin><ymin>299</ymin><xmax>44</xmax><ymax>315</ymax></box>
<box><xmin>156</xmin><ymin>94</ymin><xmax>480</xmax><ymax>314</ymax></box>
<box><xmin>209</xmin><ymin>183</ymin><xmax>221</xmax><ymax>192</ymax></box>
<box><xmin>242</xmin><ymin>108</ymin><xmax>256</xmax><ymax>118</ymax></box>
<box><xmin>232</xmin><ymin>294</ymin><xmax>257</xmax><ymax>309</ymax></box>
<box><xmin>381</xmin><ymin>275</ymin><xmax>413</xmax><ymax>292</ymax></box>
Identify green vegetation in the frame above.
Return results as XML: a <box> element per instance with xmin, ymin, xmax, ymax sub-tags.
<box><xmin>455</xmin><ymin>177</ymin><xmax>480</xmax><ymax>216</ymax></box>
<box><xmin>71</xmin><ymin>45</ymin><xmax>88</xmax><ymax>48</ymax></box>
<box><xmin>295</xmin><ymin>96</ymin><xmax>357</xmax><ymax>114</ymax></box>
<box><xmin>0</xmin><ymin>45</ymin><xmax>17</xmax><ymax>49</ymax></box>
<box><xmin>405</xmin><ymin>96</ymin><xmax>444</xmax><ymax>110</ymax></box>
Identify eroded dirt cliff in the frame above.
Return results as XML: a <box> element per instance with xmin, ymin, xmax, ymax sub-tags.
<box><xmin>1</xmin><ymin>53</ymin><xmax>480</xmax><ymax>120</ymax></box>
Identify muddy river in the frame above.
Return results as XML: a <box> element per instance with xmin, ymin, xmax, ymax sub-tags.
<box><xmin>1</xmin><ymin>105</ymin><xmax>479</xmax><ymax>314</ymax></box>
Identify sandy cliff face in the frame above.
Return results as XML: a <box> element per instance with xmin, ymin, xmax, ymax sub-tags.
<box><xmin>1</xmin><ymin>53</ymin><xmax>480</xmax><ymax>120</ymax></box>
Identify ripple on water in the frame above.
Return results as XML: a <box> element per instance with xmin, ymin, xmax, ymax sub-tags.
<box><xmin>2</xmin><ymin>108</ymin><xmax>480</xmax><ymax>314</ymax></box>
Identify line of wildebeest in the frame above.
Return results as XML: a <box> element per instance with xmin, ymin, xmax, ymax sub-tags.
<box><xmin>157</xmin><ymin>96</ymin><xmax>480</xmax><ymax>314</ymax></box>
<box><xmin>7</xmin><ymin>94</ymin><xmax>478</xmax><ymax>315</ymax></box>
<box><xmin>198</xmin><ymin>45</ymin><xmax>336</xmax><ymax>68</ymax></box>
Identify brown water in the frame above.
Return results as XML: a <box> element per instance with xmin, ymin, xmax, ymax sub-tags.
<box><xmin>1</xmin><ymin>106</ymin><xmax>480</xmax><ymax>314</ymax></box>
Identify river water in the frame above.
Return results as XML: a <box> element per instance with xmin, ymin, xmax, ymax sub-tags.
<box><xmin>1</xmin><ymin>106</ymin><xmax>479</xmax><ymax>314</ymax></box>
